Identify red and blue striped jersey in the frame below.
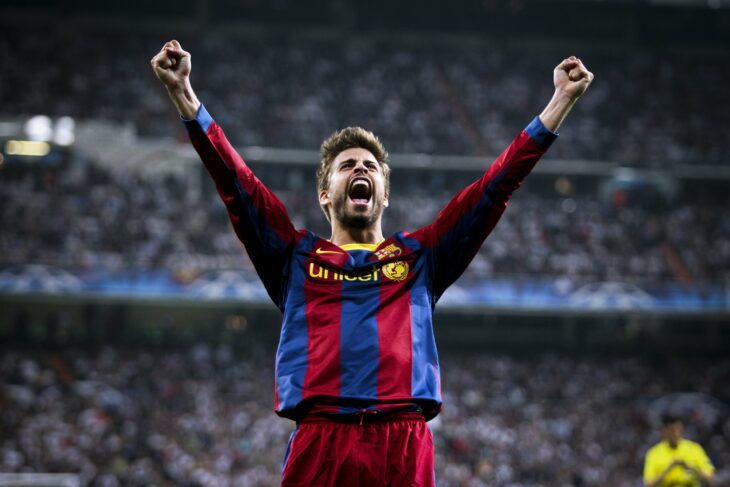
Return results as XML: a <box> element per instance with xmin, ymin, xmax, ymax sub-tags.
<box><xmin>184</xmin><ymin>105</ymin><xmax>556</xmax><ymax>421</ymax></box>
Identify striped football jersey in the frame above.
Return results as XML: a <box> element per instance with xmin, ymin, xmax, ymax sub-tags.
<box><xmin>184</xmin><ymin>105</ymin><xmax>556</xmax><ymax>421</ymax></box>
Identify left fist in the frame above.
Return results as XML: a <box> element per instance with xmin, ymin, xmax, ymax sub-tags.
<box><xmin>554</xmin><ymin>56</ymin><xmax>594</xmax><ymax>100</ymax></box>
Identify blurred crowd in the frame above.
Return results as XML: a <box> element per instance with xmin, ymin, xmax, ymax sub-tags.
<box><xmin>1</xmin><ymin>26</ymin><xmax>729</xmax><ymax>166</ymax></box>
<box><xmin>2</xmin><ymin>12</ymin><xmax>729</xmax><ymax>487</ymax></box>
<box><xmin>388</xmin><ymin>190</ymin><xmax>730</xmax><ymax>287</ymax></box>
<box><xmin>1</xmin><ymin>345</ymin><xmax>728</xmax><ymax>486</ymax></box>
<box><xmin>1</xmin><ymin>162</ymin><xmax>728</xmax><ymax>287</ymax></box>
<box><xmin>2</xmin><ymin>25</ymin><xmax>729</xmax><ymax>291</ymax></box>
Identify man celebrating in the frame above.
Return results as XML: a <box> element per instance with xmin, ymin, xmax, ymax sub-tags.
<box><xmin>151</xmin><ymin>39</ymin><xmax>593</xmax><ymax>486</ymax></box>
<box><xmin>644</xmin><ymin>415</ymin><xmax>715</xmax><ymax>487</ymax></box>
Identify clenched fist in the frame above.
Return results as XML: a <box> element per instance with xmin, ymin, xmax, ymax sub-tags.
<box><xmin>151</xmin><ymin>40</ymin><xmax>191</xmax><ymax>90</ymax></box>
<box><xmin>553</xmin><ymin>56</ymin><xmax>594</xmax><ymax>101</ymax></box>
<box><xmin>151</xmin><ymin>40</ymin><xmax>200</xmax><ymax>119</ymax></box>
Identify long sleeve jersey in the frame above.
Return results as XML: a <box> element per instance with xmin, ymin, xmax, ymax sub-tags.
<box><xmin>184</xmin><ymin>105</ymin><xmax>557</xmax><ymax>421</ymax></box>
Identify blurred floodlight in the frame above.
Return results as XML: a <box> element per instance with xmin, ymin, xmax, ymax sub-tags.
<box><xmin>54</xmin><ymin>116</ymin><xmax>76</xmax><ymax>146</ymax></box>
<box><xmin>5</xmin><ymin>140</ymin><xmax>51</xmax><ymax>157</ymax></box>
<box><xmin>24</xmin><ymin>115</ymin><xmax>53</xmax><ymax>141</ymax></box>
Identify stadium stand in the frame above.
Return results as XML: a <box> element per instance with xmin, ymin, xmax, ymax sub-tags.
<box><xmin>1</xmin><ymin>346</ymin><xmax>729</xmax><ymax>487</ymax></box>
<box><xmin>1</xmin><ymin>162</ymin><xmax>728</xmax><ymax>287</ymax></box>
<box><xmin>1</xmin><ymin>27</ymin><xmax>729</xmax><ymax>166</ymax></box>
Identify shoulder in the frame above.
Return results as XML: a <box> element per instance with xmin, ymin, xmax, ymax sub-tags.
<box><xmin>680</xmin><ymin>439</ymin><xmax>707</xmax><ymax>453</ymax></box>
<box><xmin>645</xmin><ymin>441</ymin><xmax>665</xmax><ymax>459</ymax></box>
<box><xmin>296</xmin><ymin>230</ymin><xmax>319</xmax><ymax>246</ymax></box>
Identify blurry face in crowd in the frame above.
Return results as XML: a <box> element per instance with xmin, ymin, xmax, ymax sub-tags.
<box><xmin>662</xmin><ymin>420</ymin><xmax>683</xmax><ymax>448</ymax></box>
<box><xmin>319</xmin><ymin>147</ymin><xmax>389</xmax><ymax>229</ymax></box>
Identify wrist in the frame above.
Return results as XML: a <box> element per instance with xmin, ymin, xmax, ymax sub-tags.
<box><xmin>553</xmin><ymin>88</ymin><xmax>578</xmax><ymax>106</ymax></box>
<box><xmin>165</xmin><ymin>78</ymin><xmax>192</xmax><ymax>97</ymax></box>
<box><xmin>165</xmin><ymin>79</ymin><xmax>200</xmax><ymax>120</ymax></box>
<box><xmin>539</xmin><ymin>90</ymin><xmax>576</xmax><ymax>133</ymax></box>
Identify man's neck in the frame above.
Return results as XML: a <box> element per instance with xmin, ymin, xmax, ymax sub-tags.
<box><xmin>329</xmin><ymin>224</ymin><xmax>384</xmax><ymax>247</ymax></box>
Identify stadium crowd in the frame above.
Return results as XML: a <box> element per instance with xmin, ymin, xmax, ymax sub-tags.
<box><xmin>2</xmin><ymin>7</ymin><xmax>729</xmax><ymax>487</ymax></box>
<box><xmin>1</xmin><ymin>345</ymin><xmax>728</xmax><ymax>486</ymax></box>
<box><xmin>1</xmin><ymin>162</ymin><xmax>728</xmax><ymax>288</ymax></box>
<box><xmin>1</xmin><ymin>26</ymin><xmax>729</xmax><ymax>166</ymax></box>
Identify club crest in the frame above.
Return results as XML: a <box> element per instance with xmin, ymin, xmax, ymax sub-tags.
<box><xmin>382</xmin><ymin>260</ymin><xmax>409</xmax><ymax>281</ymax></box>
<box><xmin>374</xmin><ymin>244</ymin><xmax>402</xmax><ymax>261</ymax></box>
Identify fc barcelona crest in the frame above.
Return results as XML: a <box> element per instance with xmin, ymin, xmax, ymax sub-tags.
<box><xmin>374</xmin><ymin>244</ymin><xmax>402</xmax><ymax>261</ymax></box>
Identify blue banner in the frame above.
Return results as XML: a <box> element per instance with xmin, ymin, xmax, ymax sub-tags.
<box><xmin>0</xmin><ymin>265</ymin><xmax>727</xmax><ymax>312</ymax></box>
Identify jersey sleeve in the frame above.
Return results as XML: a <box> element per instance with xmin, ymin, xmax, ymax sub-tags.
<box><xmin>183</xmin><ymin>104</ymin><xmax>298</xmax><ymax>308</ymax></box>
<box><xmin>690</xmin><ymin>443</ymin><xmax>715</xmax><ymax>477</ymax></box>
<box><xmin>410</xmin><ymin>116</ymin><xmax>557</xmax><ymax>300</ymax></box>
<box><xmin>643</xmin><ymin>447</ymin><xmax>661</xmax><ymax>485</ymax></box>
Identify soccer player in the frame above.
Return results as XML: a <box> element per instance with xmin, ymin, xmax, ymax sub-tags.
<box><xmin>151</xmin><ymin>39</ymin><xmax>593</xmax><ymax>486</ymax></box>
<box><xmin>643</xmin><ymin>415</ymin><xmax>715</xmax><ymax>487</ymax></box>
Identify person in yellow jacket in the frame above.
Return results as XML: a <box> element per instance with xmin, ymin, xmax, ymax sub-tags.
<box><xmin>644</xmin><ymin>415</ymin><xmax>715</xmax><ymax>487</ymax></box>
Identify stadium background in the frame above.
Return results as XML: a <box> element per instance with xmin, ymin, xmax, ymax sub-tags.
<box><xmin>1</xmin><ymin>0</ymin><xmax>729</xmax><ymax>485</ymax></box>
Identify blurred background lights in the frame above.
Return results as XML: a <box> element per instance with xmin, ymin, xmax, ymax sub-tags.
<box><xmin>21</xmin><ymin>115</ymin><xmax>75</xmax><ymax>146</ymax></box>
<box><xmin>54</xmin><ymin>116</ymin><xmax>75</xmax><ymax>146</ymax></box>
<box><xmin>5</xmin><ymin>140</ymin><xmax>51</xmax><ymax>157</ymax></box>
<box><xmin>24</xmin><ymin>115</ymin><xmax>53</xmax><ymax>141</ymax></box>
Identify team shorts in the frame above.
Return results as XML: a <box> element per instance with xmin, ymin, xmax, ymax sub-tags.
<box><xmin>281</xmin><ymin>412</ymin><xmax>435</xmax><ymax>486</ymax></box>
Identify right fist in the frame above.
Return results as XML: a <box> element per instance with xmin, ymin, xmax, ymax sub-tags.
<box><xmin>150</xmin><ymin>40</ymin><xmax>191</xmax><ymax>90</ymax></box>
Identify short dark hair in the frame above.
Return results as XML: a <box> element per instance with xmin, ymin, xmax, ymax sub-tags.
<box><xmin>661</xmin><ymin>414</ymin><xmax>682</xmax><ymax>426</ymax></box>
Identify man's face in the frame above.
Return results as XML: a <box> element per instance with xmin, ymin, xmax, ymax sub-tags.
<box><xmin>662</xmin><ymin>421</ymin><xmax>683</xmax><ymax>447</ymax></box>
<box><xmin>319</xmin><ymin>147</ymin><xmax>389</xmax><ymax>229</ymax></box>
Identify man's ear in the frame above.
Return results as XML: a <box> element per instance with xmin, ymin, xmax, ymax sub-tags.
<box><xmin>383</xmin><ymin>192</ymin><xmax>389</xmax><ymax>208</ymax></box>
<box><xmin>319</xmin><ymin>190</ymin><xmax>330</xmax><ymax>206</ymax></box>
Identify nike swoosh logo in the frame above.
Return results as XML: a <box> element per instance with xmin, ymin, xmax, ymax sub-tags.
<box><xmin>315</xmin><ymin>248</ymin><xmax>344</xmax><ymax>255</ymax></box>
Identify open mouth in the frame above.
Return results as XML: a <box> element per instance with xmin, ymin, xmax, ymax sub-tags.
<box><xmin>348</xmin><ymin>177</ymin><xmax>372</xmax><ymax>205</ymax></box>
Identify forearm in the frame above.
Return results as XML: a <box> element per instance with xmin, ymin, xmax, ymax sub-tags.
<box><xmin>645</xmin><ymin>472</ymin><xmax>668</xmax><ymax>487</ymax></box>
<box><xmin>644</xmin><ymin>477</ymin><xmax>661</xmax><ymax>487</ymax></box>
<box><xmin>693</xmin><ymin>470</ymin><xmax>714</xmax><ymax>486</ymax></box>
<box><xmin>183</xmin><ymin>105</ymin><xmax>296</xmax><ymax>245</ymax></box>
<box><xmin>166</xmin><ymin>78</ymin><xmax>201</xmax><ymax>120</ymax></box>
<box><xmin>645</xmin><ymin>464</ymin><xmax>674</xmax><ymax>487</ymax></box>
<box><xmin>538</xmin><ymin>89</ymin><xmax>577</xmax><ymax>133</ymax></box>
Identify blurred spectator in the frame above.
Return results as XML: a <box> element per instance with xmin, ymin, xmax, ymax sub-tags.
<box><xmin>642</xmin><ymin>415</ymin><xmax>715</xmax><ymax>487</ymax></box>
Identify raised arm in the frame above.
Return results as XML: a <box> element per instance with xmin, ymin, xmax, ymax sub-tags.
<box><xmin>150</xmin><ymin>40</ymin><xmax>299</xmax><ymax>309</ymax></box>
<box><xmin>411</xmin><ymin>56</ymin><xmax>593</xmax><ymax>300</ymax></box>
<box><xmin>150</xmin><ymin>40</ymin><xmax>201</xmax><ymax>119</ymax></box>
